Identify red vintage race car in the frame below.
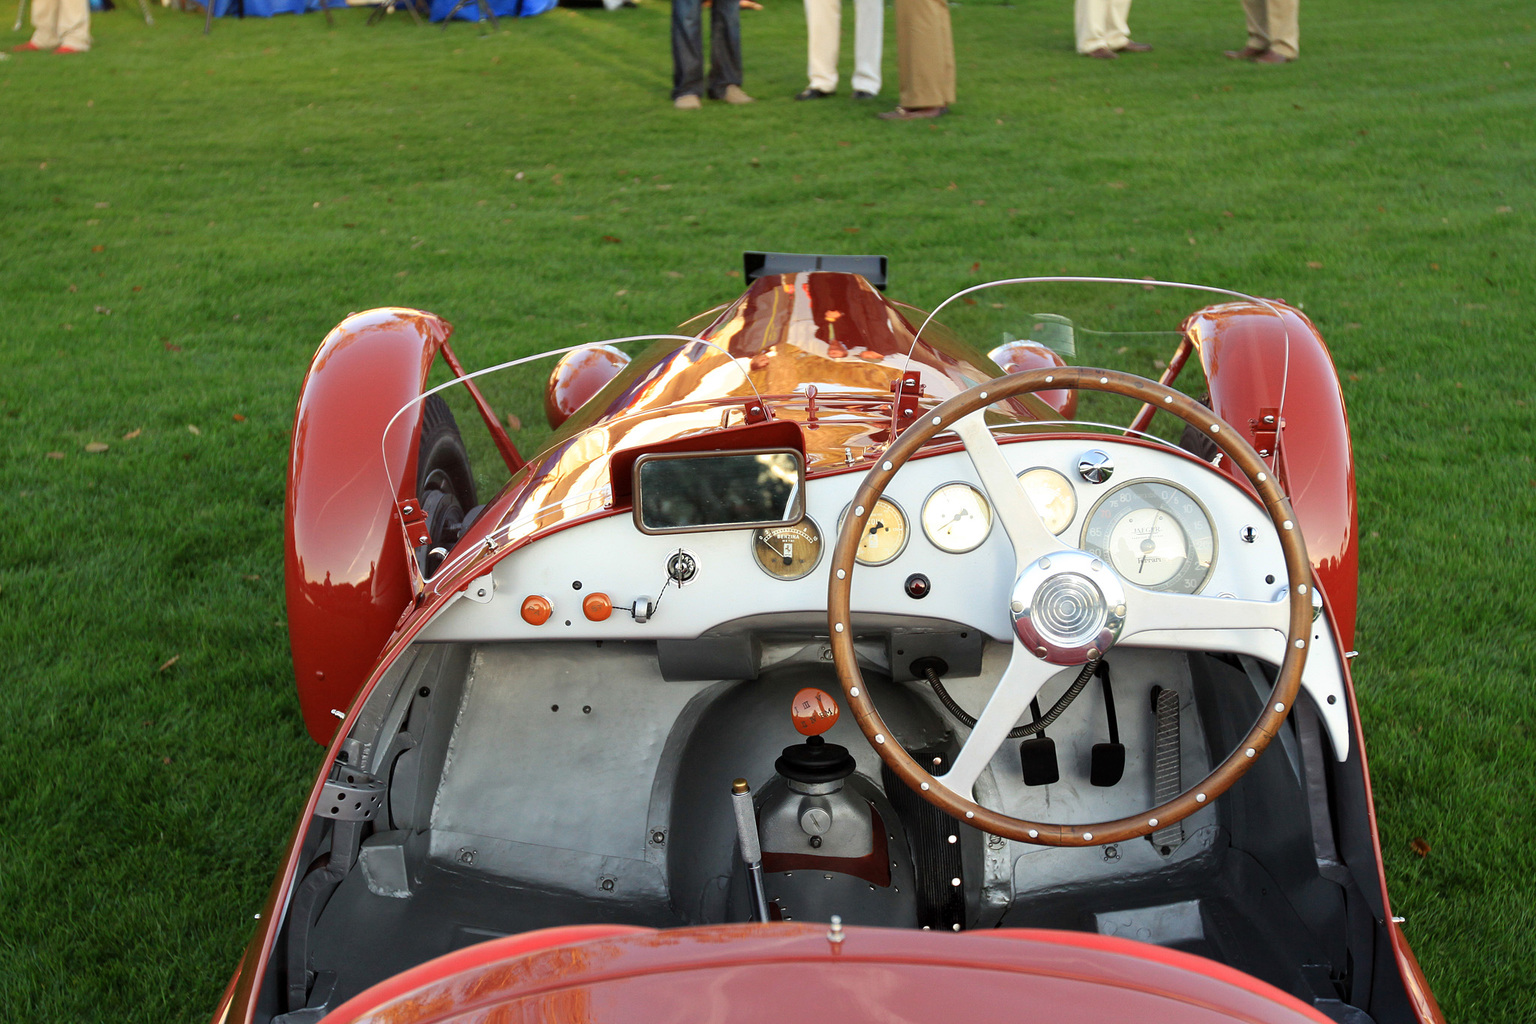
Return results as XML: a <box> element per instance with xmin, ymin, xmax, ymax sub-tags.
<box><xmin>214</xmin><ymin>257</ymin><xmax>1443</xmax><ymax>1024</ymax></box>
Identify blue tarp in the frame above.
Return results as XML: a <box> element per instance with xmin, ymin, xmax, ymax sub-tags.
<box><xmin>429</xmin><ymin>0</ymin><xmax>555</xmax><ymax>21</ymax></box>
<box><xmin>210</xmin><ymin>0</ymin><xmax>346</xmax><ymax>16</ymax></box>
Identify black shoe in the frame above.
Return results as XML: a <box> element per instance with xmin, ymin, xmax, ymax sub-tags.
<box><xmin>795</xmin><ymin>87</ymin><xmax>833</xmax><ymax>100</ymax></box>
<box><xmin>852</xmin><ymin>90</ymin><xmax>876</xmax><ymax>100</ymax></box>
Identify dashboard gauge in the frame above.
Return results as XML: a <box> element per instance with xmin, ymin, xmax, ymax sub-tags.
<box><xmin>922</xmin><ymin>483</ymin><xmax>993</xmax><ymax>554</ymax></box>
<box><xmin>752</xmin><ymin>520</ymin><xmax>824</xmax><ymax>581</ymax></box>
<box><xmin>840</xmin><ymin>498</ymin><xmax>909</xmax><ymax>566</ymax></box>
<box><xmin>1082</xmin><ymin>480</ymin><xmax>1216</xmax><ymax>593</ymax></box>
<box><xmin>1017</xmin><ymin>467</ymin><xmax>1077</xmax><ymax>535</ymax></box>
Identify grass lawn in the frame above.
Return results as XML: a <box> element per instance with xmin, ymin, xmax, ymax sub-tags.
<box><xmin>0</xmin><ymin>0</ymin><xmax>1531</xmax><ymax>1020</ymax></box>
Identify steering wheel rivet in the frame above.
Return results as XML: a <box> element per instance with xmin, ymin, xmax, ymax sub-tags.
<box><xmin>875</xmin><ymin>733</ymin><xmax>885</xmax><ymax>744</ymax></box>
<box><xmin>1298</xmin><ymin>583</ymin><xmax>1307</xmax><ymax>594</ymax></box>
<box><xmin>1196</xmin><ymin>793</ymin><xmax>1207</xmax><ymax>803</ymax></box>
<box><xmin>835</xmin><ymin>623</ymin><xmax>845</xmax><ymax>633</ymax></box>
<box><xmin>1164</xmin><ymin>395</ymin><xmax>1173</xmax><ymax>404</ymax></box>
<box><xmin>932</xmin><ymin>415</ymin><xmax>942</xmax><ymax>426</ymax></box>
<box><xmin>1295</xmin><ymin>639</ymin><xmax>1306</xmax><ymax>649</ymax></box>
<box><xmin>1083</xmin><ymin>832</ymin><xmax>1093</xmax><ymax>841</ymax></box>
<box><xmin>1275</xmin><ymin>702</ymin><xmax>1285</xmax><ymax>712</ymax></box>
<box><xmin>1148</xmin><ymin>818</ymin><xmax>1159</xmax><ymax>827</ymax></box>
<box><xmin>980</xmin><ymin>391</ymin><xmax>988</xmax><ymax>399</ymax></box>
<box><xmin>855</xmin><ymin>505</ymin><xmax>865</xmax><ymax>516</ymax></box>
<box><xmin>1245</xmin><ymin>747</ymin><xmax>1256</xmax><ymax>758</ymax></box>
<box><xmin>1099</xmin><ymin>376</ymin><xmax>1108</xmax><ymax>384</ymax></box>
<box><xmin>836</xmin><ymin>569</ymin><xmax>846</xmax><ymax>580</ymax></box>
<box><xmin>1257</xmin><ymin>472</ymin><xmax>1268</xmax><ymax>482</ymax></box>
<box><xmin>921</xmin><ymin>782</ymin><xmax>930</xmax><ymax>791</ymax></box>
<box><xmin>1283</xmin><ymin>520</ymin><xmax>1294</xmax><ymax>530</ymax></box>
<box><xmin>883</xmin><ymin>461</ymin><xmax>893</xmax><ymax>471</ymax></box>
<box><xmin>1028</xmin><ymin>829</ymin><xmax>1038</xmax><ymax>838</ymax></box>
<box><xmin>966</xmin><ymin>811</ymin><xmax>974</xmax><ymax>819</ymax></box>
<box><xmin>1045</xmin><ymin>375</ymin><xmax>1054</xmax><ymax>383</ymax></box>
<box><xmin>850</xmin><ymin>687</ymin><xmax>860</xmax><ymax>698</ymax></box>
<box><xmin>1210</xmin><ymin>423</ymin><xmax>1221</xmax><ymax>433</ymax></box>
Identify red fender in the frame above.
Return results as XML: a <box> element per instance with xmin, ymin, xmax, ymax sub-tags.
<box><xmin>1183</xmin><ymin>302</ymin><xmax>1359</xmax><ymax>649</ymax></box>
<box><xmin>284</xmin><ymin>308</ymin><xmax>451</xmax><ymax>743</ymax></box>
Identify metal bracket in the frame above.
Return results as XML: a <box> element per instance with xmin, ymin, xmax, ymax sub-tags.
<box><xmin>743</xmin><ymin>398</ymin><xmax>771</xmax><ymax>424</ymax></box>
<box><xmin>398</xmin><ymin>498</ymin><xmax>431</xmax><ymax>548</ymax></box>
<box><xmin>317</xmin><ymin>766</ymin><xmax>385</xmax><ymax>822</ymax></box>
<box><xmin>890</xmin><ymin>372</ymin><xmax>924</xmax><ymax>431</ymax></box>
<box><xmin>463</xmin><ymin>573</ymin><xmax>495</xmax><ymax>604</ymax></box>
<box><xmin>1249</xmin><ymin>408</ymin><xmax>1281</xmax><ymax>459</ymax></box>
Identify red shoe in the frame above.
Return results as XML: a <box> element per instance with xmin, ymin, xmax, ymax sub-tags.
<box><xmin>12</xmin><ymin>41</ymin><xmax>44</xmax><ymax>51</ymax></box>
<box><xmin>55</xmin><ymin>46</ymin><xmax>85</xmax><ymax>54</ymax></box>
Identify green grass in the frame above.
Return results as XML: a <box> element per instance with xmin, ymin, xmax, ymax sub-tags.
<box><xmin>1</xmin><ymin>0</ymin><xmax>1532</xmax><ymax>1020</ymax></box>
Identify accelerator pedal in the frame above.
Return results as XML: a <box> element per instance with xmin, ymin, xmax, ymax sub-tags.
<box><xmin>1149</xmin><ymin>686</ymin><xmax>1185</xmax><ymax>855</ymax></box>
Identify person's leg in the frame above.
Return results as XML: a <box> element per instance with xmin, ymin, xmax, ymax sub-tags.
<box><xmin>896</xmin><ymin>0</ymin><xmax>953</xmax><ymax>109</ymax></box>
<box><xmin>850</xmin><ymin>0</ymin><xmax>882</xmax><ymax>95</ymax></box>
<box><xmin>706</xmin><ymin>0</ymin><xmax>743</xmax><ymax>97</ymax></box>
<box><xmin>1240</xmin><ymin>0</ymin><xmax>1271</xmax><ymax>53</ymax></box>
<box><xmin>671</xmin><ymin>0</ymin><xmax>705</xmax><ymax>99</ymax></box>
<box><xmin>1264</xmin><ymin>0</ymin><xmax>1298</xmax><ymax>58</ymax></box>
<box><xmin>804</xmin><ymin>0</ymin><xmax>840</xmax><ymax>93</ymax></box>
<box><xmin>28</xmin><ymin>0</ymin><xmax>63</xmax><ymax>50</ymax></box>
<box><xmin>1074</xmin><ymin>0</ymin><xmax>1107</xmax><ymax>54</ymax></box>
<box><xmin>1104</xmin><ymin>0</ymin><xmax>1131</xmax><ymax>50</ymax></box>
<box><xmin>55</xmin><ymin>0</ymin><xmax>91</xmax><ymax>51</ymax></box>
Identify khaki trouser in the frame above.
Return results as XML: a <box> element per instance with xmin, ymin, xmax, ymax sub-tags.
<box><xmin>804</xmin><ymin>0</ymin><xmax>884</xmax><ymax>96</ymax></box>
<box><xmin>30</xmin><ymin>0</ymin><xmax>92</xmax><ymax>51</ymax></box>
<box><xmin>1242</xmin><ymin>0</ymin><xmax>1298</xmax><ymax>59</ymax></box>
<box><xmin>895</xmin><ymin>0</ymin><xmax>954</xmax><ymax>109</ymax></box>
<box><xmin>1075</xmin><ymin>0</ymin><xmax>1132</xmax><ymax>54</ymax></box>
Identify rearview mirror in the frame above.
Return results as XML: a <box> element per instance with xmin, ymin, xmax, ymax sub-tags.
<box><xmin>634</xmin><ymin>450</ymin><xmax>804</xmax><ymax>534</ymax></box>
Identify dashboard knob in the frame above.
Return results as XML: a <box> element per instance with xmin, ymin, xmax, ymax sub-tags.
<box><xmin>1077</xmin><ymin>449</ymin><xmax>1114</xmax><ymax>484</ymax></box>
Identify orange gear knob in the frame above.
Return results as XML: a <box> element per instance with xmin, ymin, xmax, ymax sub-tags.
<box><xmin>791</xmin><ymin>687</ymin><xmax>840</xmax><ymax>736</ymax></box>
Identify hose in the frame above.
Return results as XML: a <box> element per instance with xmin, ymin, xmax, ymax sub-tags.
<box><xmin>924</xmin><ymin>659</ymin><xmax>1100</xmax><ymax>739</ymax></box>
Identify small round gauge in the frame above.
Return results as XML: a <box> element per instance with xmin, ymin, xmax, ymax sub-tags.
<box><xmin>752</xmin><ymin>520</ymin><xmax>824</xmax><ymax>581</ymax></box>
<box><xmin>1081</xmin><ymin>480</ymin><xmax>1216</xmax><ymax>593</ymax></box>
<box><xmin>840</xmin><ymin>498</ymin><xmax>909</xmax><ymax>566</ymax></box>
<box><xmin>922</xmin><ymin>483</ymin><xmax>993</xmax><ymax>554</ymax></box>
<box><xmin>1017</xmin><ymin>467</ymin><xmax>1077</xmax><ymax>535</ymax></box>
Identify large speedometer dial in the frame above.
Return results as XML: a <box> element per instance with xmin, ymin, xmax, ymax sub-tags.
<box><xmin>1081</xmin><ymin>480</ymin><xmax>1216</xmax><ymax>593</ymax></box>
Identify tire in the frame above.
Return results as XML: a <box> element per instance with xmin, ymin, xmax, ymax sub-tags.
<box><xmin>417</xmin><ymin>394</ymin><xmax>477</xmax><ymax>554</ymax></box>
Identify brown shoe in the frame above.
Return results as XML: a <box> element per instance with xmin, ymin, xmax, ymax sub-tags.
<box><xmin>720</xmin><ymin>85</ymin><xmax>755</xmax><ymax>104</ymax></box>
<box><xmin>877</xmin><ymin>105</ymin><xmax>947</xmax><ymax>120</ymax></box>
<box><xmin>1116</xmin><ymin>40</ymin><xmax>1152</xmax><ymax>52</ymax></box>
<box><xmin>674</xmin><ymin>94</ymin><xmax>702</xmax><ymax>110</ymax></box>
<box><xmin>1223</xmin><ymin>45</ymin><xmax>1268</xmax><ymax>60</ymax></box>
<box><xmin>1253</xmin><ymin>50</ymin><xmax>1295</xmax><ymax>64</ymax></box>
<box><xmin>1086</xmin><ymin>47</ymin><xmax>1118</xmax><ymax>59</ymax></box>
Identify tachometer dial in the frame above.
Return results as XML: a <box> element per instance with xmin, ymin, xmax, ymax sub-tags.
<box><xmin>1017</xmin><ymin>467</ymin><xmax>1077</xmax><ymax>535</ymax></box>
<box><xmin>1081</xmin><ymin>480</ymin><xmax>1216</xmax><ymax>593</ymax></box>
<box><xmin>840</xmin><ymin>498</ymin><xmax>909</xmax><ymax>566</ymax></box>
<box><xmin>752</xmin><ymin>520</ymin><xmax>824</xmax><ymax>581</ymax></box>
<box><xmin>922</xmin><ymin>483</ymin><xmax>993</xmax><ymax>553</ymax></box>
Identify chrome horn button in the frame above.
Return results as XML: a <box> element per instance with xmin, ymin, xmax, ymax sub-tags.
<box><xmin>1011</xmin><ymin>550</ymin><xmax>1127</xmax><ymax>664</ymax></box>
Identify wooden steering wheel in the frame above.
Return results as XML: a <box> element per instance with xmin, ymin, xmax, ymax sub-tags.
<box><xmin>827</xmin><ymin>368</ymin><xmax>1314</xmax><ymax>846</ymax></box>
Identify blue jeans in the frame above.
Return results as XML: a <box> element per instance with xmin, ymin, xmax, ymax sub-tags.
<box><xmin>671</xmin><ymin>0</ymin><xmax>742</xmax><ymax>99</ymax></box>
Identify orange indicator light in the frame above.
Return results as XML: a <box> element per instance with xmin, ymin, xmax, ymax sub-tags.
<box><xmin>582</xmin><ymin>593</ymin><xmax>613</xmax><ymax>621</ymax></box>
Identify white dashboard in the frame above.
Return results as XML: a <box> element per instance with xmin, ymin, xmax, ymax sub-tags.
<box><xmin>418</xmin><ymin>435</ymin><xmax>1351</xmax><ymax>759</ymax></box>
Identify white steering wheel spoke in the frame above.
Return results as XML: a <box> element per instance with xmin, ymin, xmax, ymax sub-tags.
<box><xmin>939</xmin><ymin>638</ymin><xmax>1061</xmax><ymax>797</ymax></box>
<box><xmin>951</xmin><ymin>410</ymin><xmax>1058</xmax><ymax>569</ymax></box>
<box><xmin>1120</xmin><ymin>589</ymin><xmax>1290</xmax><ymax>649</ymax></box>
